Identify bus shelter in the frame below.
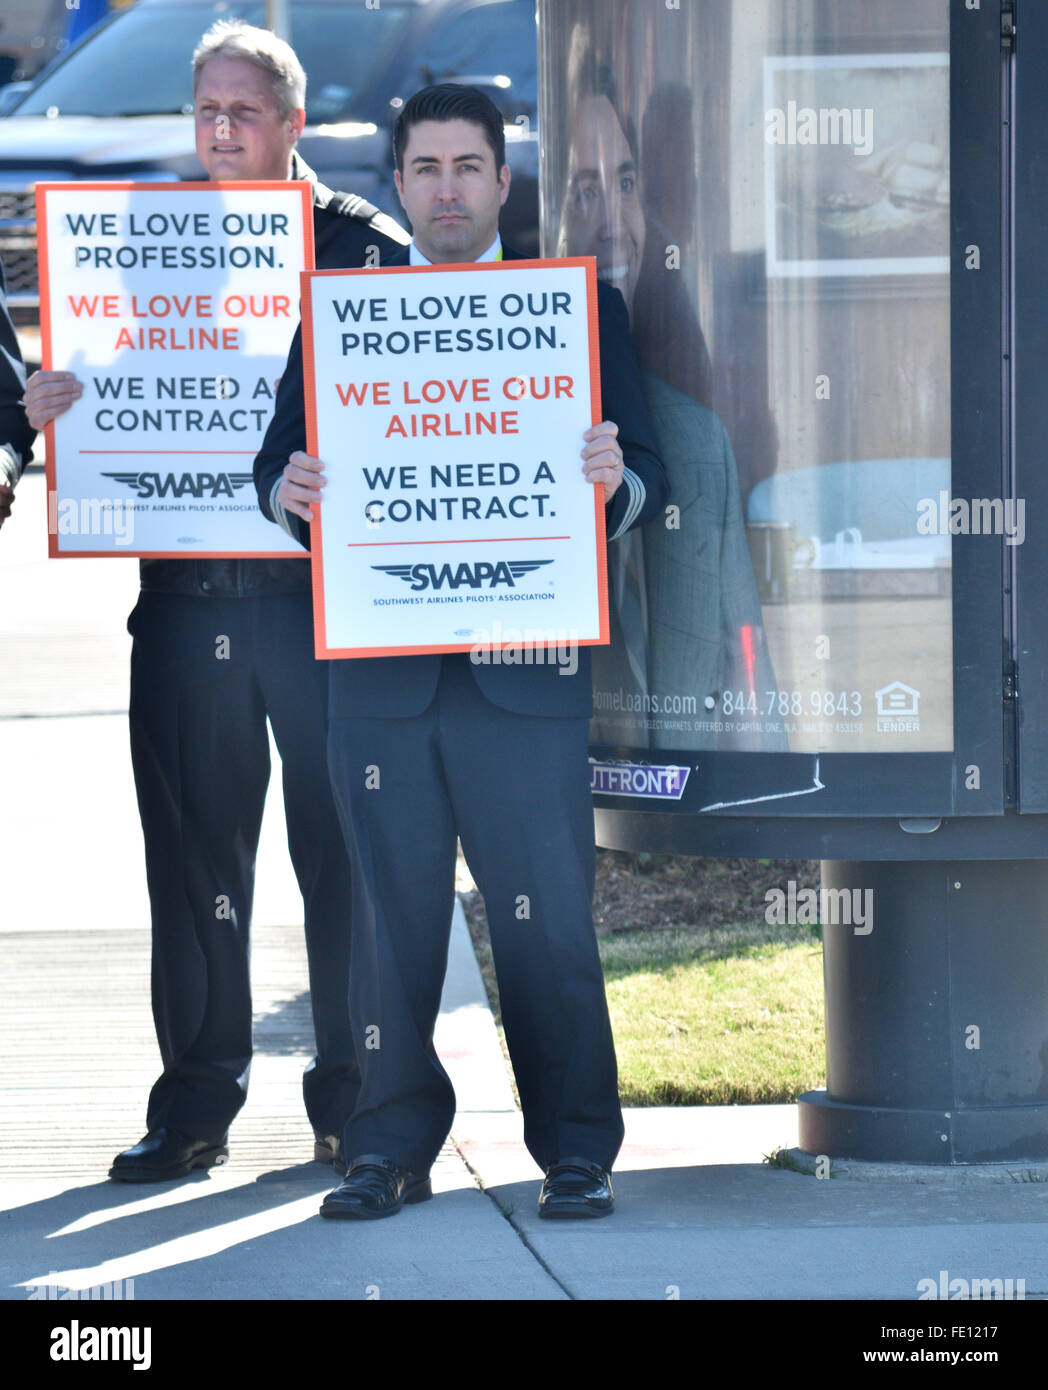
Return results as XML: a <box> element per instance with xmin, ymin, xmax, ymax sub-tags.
<box><xmin>538</xmin><ymin>0</ymin><xmax>1047</xmax><ymax>1164</ymax></box>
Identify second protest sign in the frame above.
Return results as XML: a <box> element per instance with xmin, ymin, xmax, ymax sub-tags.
<box><xmin>37</xmin><ymin>181</ymin><xmax>313</xmax><ymax>557</ymax></box>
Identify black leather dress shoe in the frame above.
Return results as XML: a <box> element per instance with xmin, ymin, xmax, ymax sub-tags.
<box><xmin>538</xmin><ymin>1157</ymin><xmax>615</xmax><ymax>1218</ymax></box>
<box><xmin>108</xmin><ymin>1127</ymin><xmax>229</xmax><ymax>1183</ymax></box>
<box><xmin>313</xmin><ymin>1134</ymin><xmax>347</xmax><ymax>1175</ymax></box>
<box><xmin>319</xmin><ymin>1154</ymin><xmax>432</xmax><ymax>1220</ymax></box>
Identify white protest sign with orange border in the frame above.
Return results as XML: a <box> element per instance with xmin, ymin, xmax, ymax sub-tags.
<box><xmin>301</xmin><ymin>258</ymin><xmax>608</xmax><ymax>658</ymax></box>
<box><xmin>36</xmin><ymin>181</ymin><xmax>313</xmax><ymax>557</ymax></box>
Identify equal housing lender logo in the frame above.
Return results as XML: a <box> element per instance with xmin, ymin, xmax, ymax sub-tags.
<box><xmin>875</xmin><ymin>681</ymin><xmax>920</xmax><ymax>734</ymax></box>
<box><xmin>589</xmin><ymin>760</ymin><xmax>691</xmax><ymax>800</ymax></box>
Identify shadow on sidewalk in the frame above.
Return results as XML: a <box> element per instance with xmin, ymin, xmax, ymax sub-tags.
<box><xmin>2</xmin><ymin>1161</ymin><xmax>551</xmax><ymax>1301</ymax></box>
<box><xmin>4</xmin><ymin>1163</ymin><xmax>338</xmax><ymax>1298</ymax></box>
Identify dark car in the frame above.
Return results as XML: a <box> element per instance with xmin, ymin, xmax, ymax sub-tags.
<box><xmin>0</xmin><ymin>0</ymin><xmax>76</xmax><ymax>90</ymax></box>
<box><xmin>0</xmin><ymin>0</ymin><xmax>539</xmax><ymax>363</ymax></box>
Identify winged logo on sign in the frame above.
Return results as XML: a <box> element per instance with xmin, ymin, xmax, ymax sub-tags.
<box><xmin>372</xmin><ymin>559</ymin><xmax>554</xmax><ymax>592</ymax></box>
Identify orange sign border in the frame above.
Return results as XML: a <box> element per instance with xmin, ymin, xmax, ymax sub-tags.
<box><xmin>300</xmin><ymin>257</ymin><xmax>608</xmax><ymax>660</ymax></box>
<box><xmin>36</xmin><ymin>180</ymin><xmax>315</xmax><ymax>559</ymax></box>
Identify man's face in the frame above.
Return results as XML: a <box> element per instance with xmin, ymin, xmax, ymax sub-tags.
<box><xmin>565</xmin><ymin>94</ymin><xmax>646</xmax><ymax>317</ymax></box>
<box><xmin>194</xmin><ymin>55</ymin><xmax>304</xmax><ymax>181</ymax></box>
<box><xmin>394</xmin><ymin>118</ymin><xmax>509</xmax><ymax>263</ymax></box>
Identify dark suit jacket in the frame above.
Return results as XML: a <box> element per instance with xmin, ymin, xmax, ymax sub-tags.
<box><xmin>592</xmin><ymin>372</ymin><xmax>785</xmax><ymax>752</ymax></box>
<box><xmin>0</xmin><ymin>259</ymin><xmax>34</xmax><ymax>489</ymax></box>
<box><xmin>254</xmin><ymin>244</ymin><xmax>667</xmax><ymax>718</ymax></box>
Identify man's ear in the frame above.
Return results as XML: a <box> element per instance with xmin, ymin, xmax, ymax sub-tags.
<box><xmin>287</xmin><ymin>105</ymin><xmax>306</xmax><ymax>145</ymax></box>
<box><xmin>393</xmin><ymin>167</ymin><xmax>406</xmax><ymax>210</ymax></box>
<box><xmin>498</xmin><ymin>162</ymin><xmax>511</xmax><ymax>208</ymax></box>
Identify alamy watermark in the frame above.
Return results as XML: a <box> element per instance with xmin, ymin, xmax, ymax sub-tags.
<box><xmin>28</xmin><ymin>1274</ymin><xmax>134</xmax><ymax>1301</ymax></box>
<box><xmin>917</xmin><ymin>492</ymin><xmax>1025</xmax><ymax>546</ymax></box>
<box><xmin>469</xmin><ymin>621</ymin><xmax>578</xmax><ymax>676</ymax></box>
<box><xmin>48</xmin><ymin>491</ymin><xmax>135</xmax><ymax>546</ymax></box>
<box><xmin>765</xmin><ymin>880</ymin><xmax>872</xmax><ymax>934</ymax></box>
<box><xmin>765</xmin><ymin>102</ymin><xmax>874</xmax><ymax>158</ymax></box>
<box><xmin>27</xmin><ymin>1277</ymin><xmax>148</xmax><ymax>1369</ymax></box>
<box><xmin>917</xmin><ymin>1269</ymin><xmax>1025</xmax><ymax>1301</ymax></box>
<box><xmin>49</xmin><ymin>1321</ymin><xmax>151</xmax><ymax>1370</ymax></box>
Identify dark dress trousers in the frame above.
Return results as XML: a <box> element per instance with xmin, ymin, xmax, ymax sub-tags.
<box><xmin>254</xmin><ymin>245</ymin><xmax>667</xmax><ymax>1173</ymax></box>
<box><xmin>129</xmin><ymin>156</ymin><xmax>407</xmax><ymax>1146</ymax></box>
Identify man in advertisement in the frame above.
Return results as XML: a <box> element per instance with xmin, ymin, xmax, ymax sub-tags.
<box><xmin>255</xmin><ymin>83</ymin><xmax>667</xmax><ymax>1219</ymax></box>
<box><xmin>23</xmin><ymin>20</ymin><xmax>408</xmax><ymax>1182</ymax></box>
<box><xmin>558</xmin><ymin>57</ymin><xmax>781</xmax><ymax>753</ymax></box>
<box><xmin>0</xmin><ymin>257</ymin><xmax>34</xmax><ymax>530</ymax></box>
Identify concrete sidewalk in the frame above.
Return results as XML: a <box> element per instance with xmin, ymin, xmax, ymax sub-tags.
<box><xmin>3</xmin><ymin>469</ymin><xmax>1048</xmax><ymax>1301</ymax></box>
<box><xmin>4</xmin><ymin>893</ymin><xmax>1048</xmax><ymax>1301</ymax></box>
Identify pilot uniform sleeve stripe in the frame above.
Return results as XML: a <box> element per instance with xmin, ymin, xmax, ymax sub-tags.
<box><xmin>1</xmin><ymin>445</ymin><xmax>19</xmax><ymax>487</ymax></box>
<box><xmin>370</xmin><ymin>211</ymin><xmax>411</xmax><ymax>247</ymax></box>
<box><xmin>607</xmin><ymin>466</ymin><xmax>644</xmax><ymax>541</ymax></box>
<box><xmin>269</xmin><ymin>476</ymin><xmax>298</xmax><ymax>539</ymax></box>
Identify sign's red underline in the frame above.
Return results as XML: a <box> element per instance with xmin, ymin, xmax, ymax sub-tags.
<box><xmin>79</xmin><ymin>450</ymin><xmax>255</xmax><ymax>454</ymax></box>
<box><xmin>346</xmin><ymin>535</ymin><xmax>571</xmax><ymax>547</ymax></box>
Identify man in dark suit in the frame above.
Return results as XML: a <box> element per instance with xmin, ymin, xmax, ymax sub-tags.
<box><xmin>25</xmin><ymin>21</ymin><xmax>408</xmax><ymax>1181</ymax></box>
<box><xmin>0</xmin><ymin>257</ymin><xmax>34</xmax><ymax>530</ymax></box>
<box><xmin>254</xmin><ymin>84</ymin><xmax>666</xmax><ymax>1219</ymax></box>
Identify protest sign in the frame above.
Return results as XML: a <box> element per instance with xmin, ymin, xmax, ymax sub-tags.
<box><xmin>300</xmin><ymin>258</ymin><xmax>607</xmax><ymax>658</ymax></box>
<box><xmin>36</xmin><ymin>181</ymin><xmax>313</xmax><ymax>556</ymax></box>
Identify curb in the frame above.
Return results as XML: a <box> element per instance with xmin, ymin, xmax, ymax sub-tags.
<box><xmin>783</xmin><ymin>1147</ymin><xmax>1048</xmax><ymax>1184</ymax></box>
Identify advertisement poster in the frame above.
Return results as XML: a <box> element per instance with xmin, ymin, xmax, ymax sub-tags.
<box><xmin>539</xmin><ymin>0</ymin><xmax>953</xmax><ymax>760</ymax></box>
<box><xmin>301</xmin><ymin>259</ymin><xmax>606</xmax><ymax>659</ymax></box>
<box><xmin>36</xmin><ymin>181</ymin><xmax>313</xmax><ymax>557</ymax></box>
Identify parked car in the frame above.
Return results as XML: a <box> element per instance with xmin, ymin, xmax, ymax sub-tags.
<box><xmin>0</xmin><ymin>0</ymin><xmax>539</xmax><ymax>363</ymax></box>
<box><xmin>0</xmin><ymin>0</ymin><xmax>80</xmax><ymax>92</ymax></box>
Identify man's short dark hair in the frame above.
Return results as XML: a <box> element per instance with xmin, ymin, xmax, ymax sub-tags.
<box><xmin>393</xmin><ymin>83</ymin><xmax>506</xmax><ymax>174</ymax></box>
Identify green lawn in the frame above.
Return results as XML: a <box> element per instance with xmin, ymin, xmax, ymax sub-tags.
<box><xmin>600</xmin><ymin>922</ymin><xmax>826</xmax><ymax>1105</ymax></box>
<box><xmin>465</xmin><ymin>887</ymin><xmax>828</xmax><ymax>1106</ymax></box>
